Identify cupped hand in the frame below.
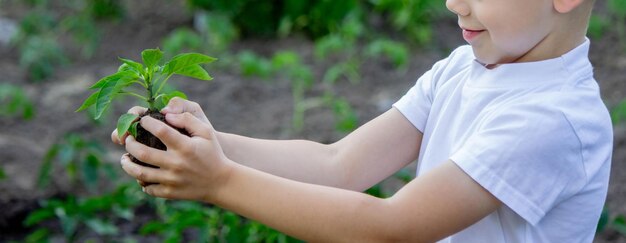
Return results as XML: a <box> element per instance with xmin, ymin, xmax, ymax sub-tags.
<box><xmin>121</xmin><ymin>112</ymin><xmax>232</xmax><ymax>202</ymax></box>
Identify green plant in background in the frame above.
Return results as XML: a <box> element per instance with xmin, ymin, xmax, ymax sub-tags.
<box><xmin>237</xmin><ymin>51</ymin><xmax>274</xmax><ymax>78</ymax></box>
<box><xmin>38</xmin><ymin>133</ymin><xmax>117</xmax><ymax>192</ymax></box>
<box><xmin>314</xmin><ymin>14</ymin><xmax>364</xmax><ymax>85</ymax></box>
<box><xmin>0</xmin><ymin>166</ymin><xmax>5</xmax><ymax>180</ymax></box>
<box><xmin>597</xmin><ymin>207</ymin><xmax>626</xmax><ymax>237</ymax></box>
<box><xmin>24</xmin><ymin>182</ymin><xmax>146</xmax><ymax>242</ymax></box>
<box><xmin>600</xmin><ymin>0</ymin><xmax>626</xmax><ymax>49</ymax></box>
<box><xmin>162</xmin><ymin>28</ymin><xmax>204</xmax><ymax>57</ymax></box>
<box><xmin>369</xmin><ymin>0</ymin><xmax>447</xmax><ymax>44</ymax></box>
<box><xmin>364</xmin><ymin>39</ymin><xmax>410</xmax><ymax>70</ymax></box>
<box><xmin>141</xmin><ymin>200</ymin><xmax>301</xmax><ymax>242</ymax></box>
<box><xmin>185</xmin><ymin>0</ymin><xmax>444</xmax><ymax>42</ymax></box>
<box><xmin>11</xmin><ymin>0</ymin><xmax>124</xmax><ymax>81</ymax></box>
<box><xmin>611</xmin><ymin>98</ymin><xmax>626</xmax><ymax>125</ymax></box>
<box><xmin>0</xmin><ymin>84</ymin><xmax>35</xmax><ymax>120</ymax></box>
<box><xmin>587</xmin><ymin>14</ymin><xmax>609</xmax><ymax>40</ymax></box>
<box><xmin>12</xmin><ymin>10</ymin><xmax>68</xmax><ymax>81</ymax></box>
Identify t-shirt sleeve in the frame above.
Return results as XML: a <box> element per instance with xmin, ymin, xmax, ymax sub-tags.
<box><xmin>450</xmin><ymin>103</ymin><xmax>587</xmax><ymax>225</ymax></box>
<box><xmin>393</xmin><ymin>46</ymin><xmax>471</xmax><ymax>132</ymax></box>
<box><xmin>392</xmin><ymin>69</ymin><xmax>435</xmax><ymax>133</ymax></box>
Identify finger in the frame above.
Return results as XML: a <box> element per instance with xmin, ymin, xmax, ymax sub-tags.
<box><xmin>120</xmin><ymin>154</ymin><xmax>165</xmax><ymax>184</ymax></box>
<box><xmin>137</xmin><ymin>179</ymin><xmax>156</xmax><ymax>187</ymax></box>
<box><xmin>138</xmin><ymin>116</ymin><xmax>190</xmax><ymax>150</ymax></box>
<box><xmin>111</xmin><ymin>129</ymin><xmax>123</xmax><ymax>145</ymax></box>
<box><xmin>165</xmin><ymin>112</ymin><xmax>214</xmax><ymax>139</ymax></box>
<box><xmin>125</xmin><ymin>135</ymin><xmax>168</xmax><ymax>168</ymax></box>
<box><xmin>161</xmin><ymin>98</ymin><xmax>208</xmax><ymax>122</ymax></box>
<box><xmin>143</xmin><ymin>183</ymin><xmax>175</xmax><ymax>199</ymax></box>
<box><xmin>128</xmin><ymin>106</ymin><xmax>148</xmax><ymax>115</ymax></box>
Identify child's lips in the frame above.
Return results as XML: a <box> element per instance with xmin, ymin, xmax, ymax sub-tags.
<box><xmin>462</xmin><ymin>28</ymin><xmax>485</xmax><ymax>42</ymax></box>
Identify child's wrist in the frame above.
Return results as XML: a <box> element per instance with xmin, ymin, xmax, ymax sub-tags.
<box><xmin>203</xmin><ymin>157</ymin><xmax>237</xmax><ymax>204</ymax></box>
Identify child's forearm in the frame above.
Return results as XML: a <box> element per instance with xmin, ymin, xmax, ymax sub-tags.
<box><xmin>213</xmin><ymin>161</ymin><xmax>402</xmax><ymax>242</ymax></box>
<box><xmin>216</xmin><ymin>132</ymin><xmax>345</xmax><ymax>187</ymax></box>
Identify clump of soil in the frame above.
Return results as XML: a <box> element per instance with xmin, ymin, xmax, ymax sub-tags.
<box><xmin>130</xmin><ymin>109</ymin><xmax>190</xmax><ymax>168</ymax></box>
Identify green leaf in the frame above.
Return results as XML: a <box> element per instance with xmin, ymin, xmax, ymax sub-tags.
<box><xmin>83</xmin><ymin>154</ymin><xmax>100</xmax><ymax>191</ymax></box>
<box><xmin>76</xmin><ymin>91</ymin><xmax>98</xmax><ymax>112</ymax></box>
<box><xmin>155</xmin><ymin>90</ymin><xmax>188</xmax><ymax>111</ymax></box>
<box><xmin>93</xmin><ymin>71</ymin><xmax>139</xmax><ymax>119</ymax></box>
<box><xmin>24</xmin><ymin>208</ymin><xmax>55</xmax><ymax>226</ymax></box>
<box><xmin>37</xmin><ymin>144</ymin><xmax>58</xmax><ymax>188</ymax></box>
<box><xmin>129</xmin><ymin>122</ymin><xmax>139</xmax><ymax>138</ymax></box>
<box><xmin>163</xmin><ymin>91</ymin><xmax>187</xmax><ymax>106</ymax></box>
<box><xmin>597</xmin><ymin>207</ymin><xmax>610</xmax><ymax>233</ymax></box>
<box><xmin>85</xmin><ymin>218</ymin><xmax>119</xmax><ymax>235</ymax></box>
<box><xmin>141</xmin><ymin>48</ymin><xmax>164</xmax><ymax>70</ymax></box>
<box><xmin>140</xmin><ymin>221</ymin><xmax>166</xmax><ymax>234</ymax></box>
<box><xmin>174</xmin><ymin>64</ymin><xmax>212</xmax><ymax>80</ymax></box>
<box><xmin>0</xmin><ymin>167</ymin><xmax>5</xmax><ymax>180</ymax></box>
<box><xmin>612</xmin><ymin>215</ymin><xmax>626</xmax><ymax>236</ymax></box>
<box><xmin>89</xmin><ymin>71</ymin><xmax>134</xmax><ymax>90</ymax></box>
<box><xmin>118</xmin><ymin>57</ymin><xmax>144</xmax><ymax>74</ymax></box>
<box><xmin>117</xmin><ymin>113</ymin><xmax>140</xmax><ymax>139</ymax></box>
<box><xmin>164</xmin><ymin>53</ymin><xmax>216</xmax><ymax>76</ymax></box>
<box><xmin>25</xmin><ymin>228</ymin><xmax>50</xmax><ymax>243</ymax></box>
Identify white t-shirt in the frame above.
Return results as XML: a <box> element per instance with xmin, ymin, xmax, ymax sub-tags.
<box><xmin>393</xmin><ymin>39</ymin><xmax>613</xmax><ymax>243</ymax></box>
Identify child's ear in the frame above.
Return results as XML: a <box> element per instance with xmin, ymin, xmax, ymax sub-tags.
<box><xmin>553</xmin><ymin>0</ymin><xmax>585</xmax><ymax>13</ymax></box>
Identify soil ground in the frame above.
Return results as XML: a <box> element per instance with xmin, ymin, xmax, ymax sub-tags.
<box><xmin>0</xmin><ymin>1</ymin><xmax>624</xmax><ymax>242</ymax></box>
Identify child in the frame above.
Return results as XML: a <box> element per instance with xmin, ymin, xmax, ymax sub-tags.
<box><xmin>112</xmin><ymin>0</ymin><xmax>612</xmax><ymax>242</ymax></box>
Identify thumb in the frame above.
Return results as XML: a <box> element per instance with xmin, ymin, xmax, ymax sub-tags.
<box><xmin>165</xmin><ymin>112</ymin><xmax>215</xmax><ymax>139</ymax></box>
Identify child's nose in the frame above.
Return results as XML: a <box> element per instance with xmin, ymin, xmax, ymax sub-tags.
<box><xmin>446</xmin><ymin>0</ymin><xmax>470</xmax><ymax>16</ymax></box>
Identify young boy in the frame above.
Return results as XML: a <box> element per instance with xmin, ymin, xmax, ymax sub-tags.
<box><xmin>112</xmin><ymin>0</ymin><xmax>612</xmax><ymax>242</ymax></box>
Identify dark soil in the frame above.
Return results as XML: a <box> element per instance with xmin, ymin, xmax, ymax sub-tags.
<box><xmin>131</xmin><ymin>109</ymin><xmax>190</xmax><ymax>169</ymax></box>
<box><xmin>0</xmin><ymin>0</ymin><xmax>624</xmax><ymax>242</ymax></box>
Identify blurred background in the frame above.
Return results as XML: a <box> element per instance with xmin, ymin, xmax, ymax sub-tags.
<box><xmin>0</xmin><ymin>0</ymin><xmax>624</xmax><ymax>242</ymax></box>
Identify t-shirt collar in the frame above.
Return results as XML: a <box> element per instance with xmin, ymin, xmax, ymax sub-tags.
<box><xmin>468</xmin><ymin>38</ymin><xmax>592</xmax><ymax>88</ymax></box>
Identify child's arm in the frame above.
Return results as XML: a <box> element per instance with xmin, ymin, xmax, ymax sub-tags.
<box><xmin>114</xmin><ymin>98</ymin><xmax>422</xmax><ymax>191</ymax></box>
<box><xmin>121</xmin><ymin>110</ymin><xmax>501</xmax><ymax>242</ymax></box>
<box><xmin>215</xmin><ymin>107</ymin><xmax>421</xmax><ymax>191</ymax></box>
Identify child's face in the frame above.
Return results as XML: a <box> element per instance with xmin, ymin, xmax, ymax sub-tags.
<box><xmin>446</xmin><ymin>0</ymin><xmax>556</xmax><ymax>65</ymax></box>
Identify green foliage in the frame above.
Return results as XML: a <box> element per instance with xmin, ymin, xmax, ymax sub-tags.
<box><xmin>366</xmin><ymin>168</ymin><xmax>413</xmax><ymax>198</ymax></box>
<box><xmin>611</xmin><ymin>98</ymin><xmax>626</xmax><ymax>125</ymax></box>
<box><xmin>597</xmin><ymin>207</ymin><xmax>626</xmax><ymax>237</ymax></box>
<box><xmin>237</xmin><ymin>51</ymin><xmax>273</xmax><ymax>78</ymax></box>
<box><xmin>77</xmin><ymin>48</ymin><xmax>216</xmax><ymax>138</ymax></box>
<box><xmin>11</xmin><ymin>0</ymin><xmax>123</xmax><ymax>81</ymax></box>
<box><xmin>162</xmin><ymin>28</ymin><xmax>203</xmax><ymax>56</ymax></box>
<box><xmin>0</xmin><ymin>84</ymin><xmax>35</xmax><ymax>120</ymax></box>
<box><xmin>0</xmin><ymin>166</ymin><xmax>5</xmax><ymax>180</ymax></box>
<box><xmin>38</xmin><ymin>133</ymin><xmax>117</xmax><ymax>192</ymax></box>
<box><xmin>186</xmin><ymin>0</ymin><xmax>442</xmax><ymax>42</ymax></box>
<box><xmin>365</xmin><ymin>39</ymin><xmax>410</xmax><ymax>69</ymax></box>
<box><xmin>369</xmin><ymin>0</ymin><xmax>446</xmax><ymax>44</ymax></box>
<box><xmin>19</xmin><ymin>35</ymin><xmax>68</xmax><ymax>81</ymax></box>
<box><xmin>606</xmin><ymin>0</ymin><xmax>626</xmax><ymax>48</ymax></box>
<box><xmin>24</xmin><ymin>182</ymin><xmax>146</xmax><ymax>241</ymax></box>
<box><xmin>89</xmin><ymin>0</ymin><xmax>125</xmax><ymax>20</ymax></box>
<box><xmin>587</xmin><ymin>15</ymin><xmax>608</xmax><ymax>39</ymax></box>
<box><xmin>142</xmin><ymin>200</ymin><xmax>301</xmax><ymax>242</ymax></box>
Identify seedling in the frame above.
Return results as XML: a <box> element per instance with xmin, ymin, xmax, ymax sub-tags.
<box><xmin>77</xmin><ymin>48</ymin><xmax>216</xmax><ymax>167</ymax></box>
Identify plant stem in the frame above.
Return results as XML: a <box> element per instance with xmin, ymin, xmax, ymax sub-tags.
<box><xmin>146</xmin><ymin>74</ymin><xmax>156</xmax><ymax>112</ymax></box>
<box><xmin>154</xmin><ymin>73</ymin><xmax>173</xmax><ymax>97</ymax></box>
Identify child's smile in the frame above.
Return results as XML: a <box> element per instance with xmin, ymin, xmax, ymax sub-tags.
<box><xmin>461</xmin><ymin>28</ymin><xmax>485</xmax><ymax>43</ymax></box>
